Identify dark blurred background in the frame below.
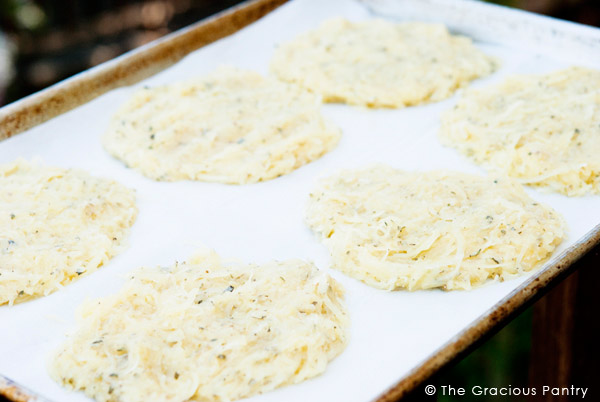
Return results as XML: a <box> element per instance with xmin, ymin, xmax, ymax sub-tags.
<box><xmin>0</xmin><ymin>0</ymin><xmax>247</xmax><ymax>104</ymax></box>
<box><xmin>0</xmin><ymin>0</ymin><xmax>599</xmax><ymax>106</ymax></box>
<box><xmin>0</xmin><ymin>1</ymin><xmax>598</xmax><ymax>401</ymax></box>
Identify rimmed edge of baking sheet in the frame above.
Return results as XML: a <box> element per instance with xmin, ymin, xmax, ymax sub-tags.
<box><xmin>359</xmin><ymin>0</ymin><xmax>600</xmax><ymax>65</ymax></box>
<box><xmin>375</xmin><ymin>224</ymin><xmax>600</xmax><ymax>401</ymax></box>
<box><xmin>0</xmin><ymin>375</ymin><xmax>49</xmax><ymax>402</ymax></box>
<box><xmin>0</xmin><ymin>0</ymin><xmax>287</xmax><ymax>401</ymax></box>
<box><xmin>1</xmin><ymin>0</ymin><xmax>599</xmax><ymax>401</ymax></box>
<box><xmin>360</xmin><ymin>1</ymin><xmax>600</xmax><ymax>399</ymax></box>
<box><xmin>0</xmin><ymin>0</ymin><xmax>287</xmax><ymax>141</ymax></box>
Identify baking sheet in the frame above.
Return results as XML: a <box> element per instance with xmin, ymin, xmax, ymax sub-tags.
<box><xmin>1</xmin><ymin>0</ymin><xmax>600</xmax><ymax>401</ymax></box>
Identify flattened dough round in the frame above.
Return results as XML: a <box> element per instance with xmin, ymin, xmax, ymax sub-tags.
<box><xmin>439</xmin><ymin>67</ymin><xmax>600</xmax><ymax>196</ymax></box>
<box><xmin>0</xmin><ymin>160</ymin><xmax>137</xmax><ymax>305</ymax></box>
<box><xmin>306</xmin><ymin>166</ymin><xmax>565</xmax><ymax>290</ymax></box>
<box><xmin>103</xmin><ymin>67</ymin><xmax>341</xmax><ymax>183</ymax></box>
<box><xmin>50</xmin><ymin>250</ymin><xmax>348</xmax><ymax>402</ymax></box>
<box><xmin>270</xmin><ymin>18</ymin><xmax>496</xmax><ymax>108</ymax></box>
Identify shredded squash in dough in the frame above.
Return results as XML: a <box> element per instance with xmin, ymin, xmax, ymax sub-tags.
<box><xmin>50</xmin><ymin>250</ymin><xmax>348</xmax><ymax>402</ymax></box>
<box><xmin>270</xmin><ymin>18</ymin><xmax>496</xmax><ymax>108</ymax></box>
<box><xmin>103</xmin><ymin>67</ymin><xmax>341</xmax><ymax>183</ymax></box>
<box><xmin>439</xmin><ymin>66</ymin><xmax>600</xmax><ymax>196</ymax></box>
<box><xmin>306</xmin><ymin>166</ymin><xmax>565</xmax><ymax>290</ymax></box>
<box><xmin>0</xmin><ymin>160</ymin><xmax>137</xmax><ymax>305</ymax></box>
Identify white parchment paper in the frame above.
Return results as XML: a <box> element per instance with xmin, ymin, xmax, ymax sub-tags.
<box><xmin>1</xmin><ymin>0</ymin><xmax>599</xmax><ymax>401</ymax></box>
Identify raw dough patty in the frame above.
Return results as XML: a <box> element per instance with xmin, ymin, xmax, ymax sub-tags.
<box><xmin>0</xmin><ymin>160</ymin><xmax>137</xmax><ymax>305</ymax></box>
<box><xmin>306</xmin><ymin>166</ymin><xmax>565</xmax><ymax>290</ymax></box>
<box><xmin>439</xmin><ymin>66</ymin><xmax>600</xmax><ymax>196</ymax></box>
<box><xmin>270</xmin><ymin>18</ymin><xmax>496</xmax><ymax>108</ymax></box>
<box><xmin>50</xmin><ymin>250</ymin><xmax>348</xmax><ymax>402</ymax></box>
<box><xmin>103</xmin><ymin>67</ymin><xmax>341</xmax><ymax>183</ymax></box>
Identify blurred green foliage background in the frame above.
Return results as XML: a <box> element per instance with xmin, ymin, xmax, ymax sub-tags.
<box><xmin>433</xmin><ymin>308</ymin><xmax>533</xmax><ymax>402</ymax></box>
<box><xmin>0</xmin><ymin>1</ymin><xmax>598</xmax><ymax>401</ymax></box>
<box><xmin>0</xmin><ymin>0</ymin><xmax>598</xmax><ymax>106</ymax></box>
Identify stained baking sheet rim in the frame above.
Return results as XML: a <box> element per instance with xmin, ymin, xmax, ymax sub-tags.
<box><xmin>0</xmin><ymin>0</ymin><xmax>599</xmax><ymax>401</ymax></box>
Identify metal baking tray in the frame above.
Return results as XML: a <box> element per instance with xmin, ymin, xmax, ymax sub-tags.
<box><xmin>1</xmin><ymin>0</ymin><xmax>599</xmax><ymax>401</ymax></box>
